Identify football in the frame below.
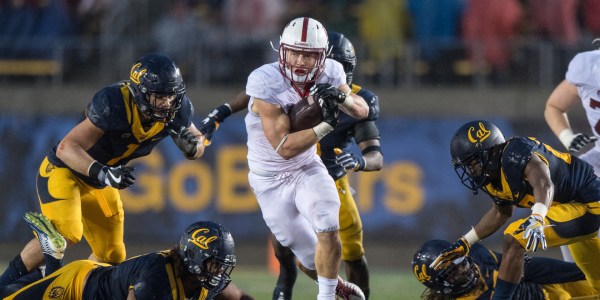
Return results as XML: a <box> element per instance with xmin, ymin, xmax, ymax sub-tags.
<box><xmin>288</xmin><ymin>94</ymin><xmax>323</xmax><ymax>132</ymax></box>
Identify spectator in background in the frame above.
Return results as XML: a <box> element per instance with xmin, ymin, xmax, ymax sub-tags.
<box><xmin>152</xmin><ymin>0</ymin><xmax>201</xmax><ymax>80</ymax></box>
<box><xmin>581</xmin><ymin>0</ymin><xmax>600</xmax><ymax>37</ymax></box>
<box><xmin>461</xmin><ymin>0</ymin><xmax>523</xmax><ymax>81</ymax></box>
<box><xmin>407</xmin><ymin>0</ymin><xmax>465</xmax><ymax>83</ymax></box>
<box><xmin>0</xmin><ymin>0</ymin><xmax>75</xmax><ymax>59</ymax></box>
<box><xmin>223</xmin><ymin>0</ymin><xmax>284</xmax><ymax>82</ymax></box>
<box><xmin>357</xmin><ymin>0</ymin><xmax>407</xmax><ymax>85</ymax></box>
<box><xmin>527</xmin><ymin>0</ymin><xmax>580</xmax><ymax>46</ymax></box>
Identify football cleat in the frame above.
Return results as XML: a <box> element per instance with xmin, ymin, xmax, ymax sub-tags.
<box><xmin>272</xmin><ymin>285</ymin><xmax>292</xmax><ymax>300</ymax></box>
<box><xmin>336</xmin><ymin>278</ymin><xmax>366</xmax><ymax>300</ymax></box>
<box><xmin>24</xmin><ymin>212</ymin><xmax>66</xmax><ymax>260</ymax></box>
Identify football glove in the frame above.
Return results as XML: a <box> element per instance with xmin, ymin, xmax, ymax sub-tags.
<box><xmin>89</xmin><ymin>162</ymin><xmax>135</xmax><ymax>189</ymax></box>
<box><xmin>567</xmin><ymin>133</ymin><xmax>597</xmax><ymax>152</ymax></box>
<box><xmin>198</xmin><ymin>104</ymin><xmax>232</xmax><ymax>145</ymax></box>
<box><xmin>318</xmin><ymin>97</ymin><xmax>339</xmax><ymax>128</ymax></box>
<box><xmin>169</xmin><ymin>126</ymin><xmax>198</xmax><ymax>159</ymax></box>
<box><xmin>310</xmin><ymin>83</ymin><xmax>346</xmax><ymax>105</ymax></box>
<box><xmin>519</xmin><ymin>214</ymin><xmax>548</xmax><ymax>252</ymax></box>
<box><xmin>430</xmin><ymin>237</ymin><xmax>470</xmax><ymax>270</ymax></box>
<box><xmin>334</xmin><ymin>148</ymin><xmax>366</xmax><ymax>172</ymax></box>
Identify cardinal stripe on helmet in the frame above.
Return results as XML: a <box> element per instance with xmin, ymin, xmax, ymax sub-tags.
<box><xmin>301</xmin><ymin>17</ymin><xmax>309</xmax><ymax>42</ymax></box>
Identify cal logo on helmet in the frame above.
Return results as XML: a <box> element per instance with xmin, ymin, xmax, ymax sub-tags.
<box><xmin>190</xmin><ymin>228</ymin><xmax>218</xmax><ymax>250</ymax></box>
<box><xmin>413</xmin><ymin>264</ymin><xmax>431</xmax><ymax>283</ymax></box>
<box><xmin>129</xmin><ymin>62</ymin><xmax>147</xmax><ymax>84</ymax></box>
<box><xmin>467</xmin><ymin>122</ymin><xmax>491</xmax><ymax>144</ymax></box>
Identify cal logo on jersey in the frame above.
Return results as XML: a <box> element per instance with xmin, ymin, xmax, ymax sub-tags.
<box><xmin>468</xmin><ymin>122</ymin><xmax>491</xmax><ymax>143</ymax></box>
<box><xmin>190</xmin><ymin>228</ymin><xmax>218</xmax><ymax>250</ymax></box>
<box><xmin>413</xmin><ymin>264</ymin><xmax>431</xmax><ymax>283</ymax></box>
<box><xmin>48</xmin><ymin>286</ymin><xmax>65</xmax><ymax>298</ymax></box>
<box><xmin>130</xmin><ymin>62</ymin><xmax>147</xmax><ymax>84</ymax></box>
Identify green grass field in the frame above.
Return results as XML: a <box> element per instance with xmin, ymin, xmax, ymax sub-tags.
<box><xmin>232</xmin><ymin>266</ymin><xmax>424</xmax><ymax>299</ymax></box>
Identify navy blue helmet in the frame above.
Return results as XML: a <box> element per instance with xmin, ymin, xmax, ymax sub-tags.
<box><xmin>450</xmin><ymin>120</ymin><xmax>506</xmax><ymax>193</ymax></box>
<box><xmin>327</xmin><ymin>32</ymin><xmax>357</xmax><ymax>86</ymax></box>
<box><xmin>412</xmin><ymin>239</ymin><xmax>479</xmax><ymax>296</ymax></box>
<box><xmin>129</xmin><ymin>53</ymin><xmax>186</xmax><ymax>123</ymax></box>
<box><xmin>178</xmin><ymin>221</ymin><xmax>236</xmax><ymax>294</ymax></box>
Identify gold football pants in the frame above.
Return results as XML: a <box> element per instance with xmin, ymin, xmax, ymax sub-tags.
<box><xmin>336</xmin><ymin>175</ymin><xmax>364</xmax><ymax>261</ymax></box>
<box><xmin>504</xmin><ymin>202</ymin><xmax>600</xmax><ymax>292</ymax></box>
<box><xmin>4</xmin><ymin>260</ymin><xmax>104</xmax><ymax>299</ymax></box>
<box><xmin>36</xmin><ymin>157</ymin><xmax>126</xmax><ymax>264</ymax></box>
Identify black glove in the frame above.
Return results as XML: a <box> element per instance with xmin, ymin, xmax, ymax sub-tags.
<box><xmin>89</xmin><ymin>161</ymin><xmax>135</xmax><ymax>189</ymax></box>
<box><xmin>318</xmin><ymin>97</ymin><xmax>339</xmax><ymax>128</ymax></box>
<box><xmin>568</xmin><ymin>133</ymin><xmax>597</xmax><ymax>152</ymax></box>
<box><xmin>310</xmin><ymin>83</ymin><xmax>346</xmax><ymax>105</ymax></box>
<box><xmin>430</xmin><ymin>237</ymin><xmax>470</xmax><ymax>270</ymax></box>
<box><xmin>169</xmin><ymin>126</ymin><xmax>198</xmax><ymax>159</ymax></box>
<box><xmin>334</xmin><ymin>148</ymin><xmax>366</xmax><ymax>172</ymax></box>
<box><xmin>199</xmin><ymin>104</ymin><xmax>232</xmax><ymax>145</ymax></box>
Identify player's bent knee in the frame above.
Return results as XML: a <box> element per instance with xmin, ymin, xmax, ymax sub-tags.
<box><xmin>59</xmin><ymin>228</ymin><xmax>83</xmax><ymax>246</ymax></box>
<box><xmin>96</xmin><ymin>243</ymin><xmax>126</xmax><ymax>264</ymax></box>
<box><xmin>313</xmin><ymin>212</ymin><xmax>339</xmax><ymax>233</ymax></box>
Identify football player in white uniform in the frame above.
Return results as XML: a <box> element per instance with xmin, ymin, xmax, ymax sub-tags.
<box><xmin>244</xmin><ymin>17</ymin><xmax>369</xmax><ymax>299</ymax></box>
<box><xmin>545</xmin><ymin>47</ymin><xmax>600</xmax><ymax>262</ymax></box>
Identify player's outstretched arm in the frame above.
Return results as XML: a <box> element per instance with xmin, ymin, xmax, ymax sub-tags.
<box><xmin>545</xmin><ymin>80</ymin><xmax>597</xmax><ymax>152</ymax></box>
<box><xmin>199</xmin><ymin>91</ymin><xmax>251</xmax><ymax>145</ymax></box>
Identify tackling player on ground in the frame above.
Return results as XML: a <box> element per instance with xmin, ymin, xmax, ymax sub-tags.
<box><xmin>430</xmin><ymin>120</ymin><xmax>600</xmax><ymax>299</ymax></box>
<box><xmin>413</xmin><ymin>239</ymin><xmax>599</xmax><ymax>299</ymax></box>
<box><xmin>3</xmin><ymin>212</ymin><xmax>248</xmax><ymax>300</ymax></box>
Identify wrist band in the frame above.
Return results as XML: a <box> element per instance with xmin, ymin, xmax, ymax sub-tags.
<box><xmin>463</xmin><ymin>227</ymin><xmax>480</xmax><ymax>246</ymax></box>
<box><xmin>531</xmin><ymin>203</ymin><xmax>548</xmax><ymax>218</ymax></box>
<box><xmin>341</xmin><ymin>93</ymin><xmax>354</xmax><ymax>108</ymax></box>
<box><xmin>313</xmin><ymin>122</ymin><xmax>333</xmax><ymax>140</ymax></box>
<box><xmin>88</xmin><ymin>161</ymin><xmax>102</xmax><ymax>177</ymax></box>
<box><xmin>558</xmin><ymin>128</ymin><xmax>575</xmax><ymax>149</ymax></box>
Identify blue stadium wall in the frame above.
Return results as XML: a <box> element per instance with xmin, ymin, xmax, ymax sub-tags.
<box><xmin>0</xmin><ymin>115</ymin><xmax>555</xmax><ymax>245</ymax></box>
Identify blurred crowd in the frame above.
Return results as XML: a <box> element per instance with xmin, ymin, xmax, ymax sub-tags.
<box><xmin>2</xmin><ymin>0</ymin><xmax>600</xmax><ymax>86</ymax></box>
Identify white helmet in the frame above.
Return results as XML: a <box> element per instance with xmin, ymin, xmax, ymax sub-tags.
<box><xmin>278</xmin><ymin>17</ymin><xmax>328</xmax><ymax>94</ymax></box>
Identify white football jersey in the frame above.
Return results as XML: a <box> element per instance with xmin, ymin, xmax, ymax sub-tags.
<box><xmin>566</xmin><ymin>50</ymin><xmax>600</xmax><ymax>149</ymax></box>
<box><xmin>245</xmin><ymin>59</ymin><xmax>346</xmax><ymax>172</ymax></box>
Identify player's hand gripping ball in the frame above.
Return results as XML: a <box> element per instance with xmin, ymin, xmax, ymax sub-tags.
<box><xmin>287</xmin><ymin>94</ymin><xmax>323</xmax><ymax>132</ymax></box>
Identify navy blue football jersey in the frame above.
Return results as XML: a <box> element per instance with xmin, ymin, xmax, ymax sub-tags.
<box><xmin>47</xmin><ymin>82</ymin><xmax>193</xmax><ymax>188</ymax></box>
<box><xmin>83</xmin><ymin>250</ymin><xmax>206</xmax><ymax>300</ymax></box>
<box><xmin>319</xmin><ymin>84</ymin><xmax>380</xmax><ymax>180</ymax></box>
<box><xmin>482</xmin><ymin>137</ymin><xmax>600</xmax><ymax>207</ymax></box>
<box><xmin>463</xmin><ymin>244</ymin><xmax>583</xmax><ymax>299</ymax></box>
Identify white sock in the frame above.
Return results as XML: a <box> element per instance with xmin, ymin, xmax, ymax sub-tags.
<box><xmin>317</xmin><ymin>276</ymin><xmax>337</xmax><ymax>300</ymax></box>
